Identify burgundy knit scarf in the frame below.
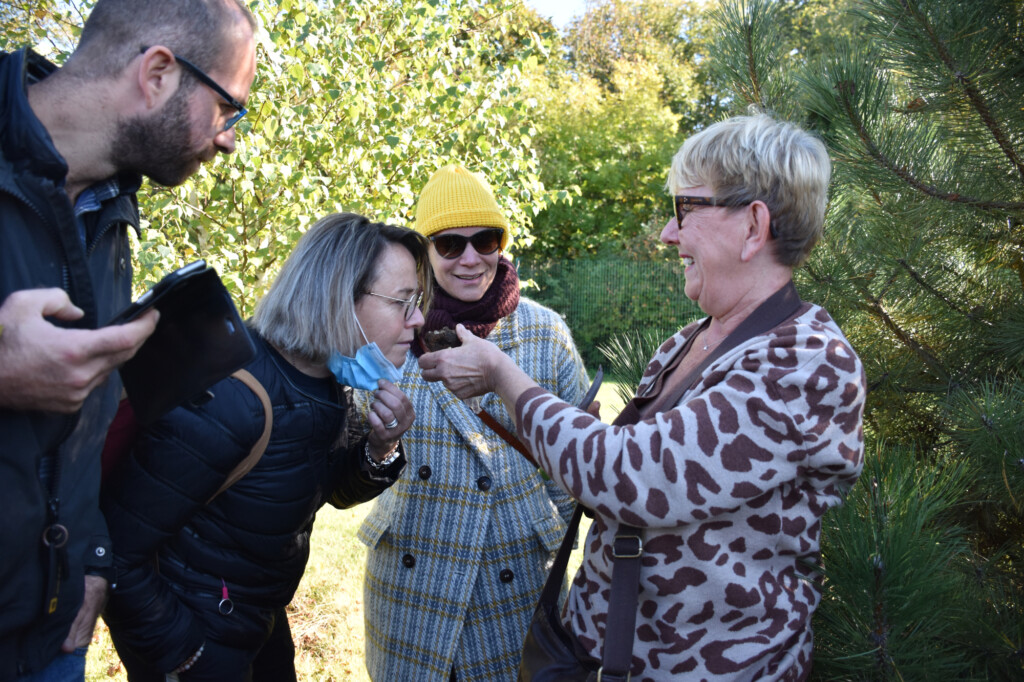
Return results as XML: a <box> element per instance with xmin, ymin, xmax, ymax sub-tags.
<box><xmin>415</xmin><ymin>256</ymin><xmax>521</xmax><ymax>355</ymax></box>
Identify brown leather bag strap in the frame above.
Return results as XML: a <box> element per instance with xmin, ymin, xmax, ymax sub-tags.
<box><xmin>206</xmin><ymin>369</ymin><xmax>273</xmax><ymax>504</ymax></box>
<box><xmin>477</xmin><ymin>408</ymin><xmax>538</xmax><ymax>466</ymax></box>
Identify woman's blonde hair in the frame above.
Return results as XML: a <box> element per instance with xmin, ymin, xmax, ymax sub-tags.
<box><xmin>252</xmin><ymin>213</ymin><xmax>431</xmax><ymax>363</ymax></box>
<box><xmin>667</xmin><ymin>111</ymin><xmax>831</xmax><ymax>267</ymax></box>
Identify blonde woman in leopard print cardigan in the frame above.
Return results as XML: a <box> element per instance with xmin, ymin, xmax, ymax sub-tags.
<box><xmin>420</xmin><ymin>113</ymin><xmax>866</xmax><ymax>681</ymax></box>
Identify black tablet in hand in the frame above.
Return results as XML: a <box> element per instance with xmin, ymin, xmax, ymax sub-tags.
<box><xmin>107</xmin><ymin>260</ymin><xmax>209</xmax><ymax>326</ymax></box>
<box><xmin>116</xmin><ymin>262</ymin><xmax>257</xmax><ymax>424</ymax></box>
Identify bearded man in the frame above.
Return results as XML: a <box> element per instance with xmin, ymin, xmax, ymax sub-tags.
<box><xmin>0</xmin><ymin>1</ymin><xmax>258</xmax><ymax>678</ymax></box>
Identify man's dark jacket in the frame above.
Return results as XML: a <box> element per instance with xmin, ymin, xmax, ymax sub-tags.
<box><xmin>0</xmin><ymin>49</ymin><xmax>139</xmax><ymax>678</ymax></box>
<box><xmin>101</xmin><ymin>336</ymin><xmax>405</xmax><ymax>676</ymax></box>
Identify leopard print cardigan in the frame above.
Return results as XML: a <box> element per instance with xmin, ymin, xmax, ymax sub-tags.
<box><xmin>514</xmin><ymin>303</ymin><xmax>866</xmax><ymax>681</ymax></box>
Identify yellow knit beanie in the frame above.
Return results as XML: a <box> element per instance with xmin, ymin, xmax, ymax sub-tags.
<box><xmin>415</xmin><ymin>165</ymin><xmax>510</xmax><ymax>249</ymax></box>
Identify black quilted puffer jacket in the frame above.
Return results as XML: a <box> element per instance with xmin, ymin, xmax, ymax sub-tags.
<box><xmin>100</xmin><ymin>334</ymin><xmax>404</xmax><ymax>675</ymax></box>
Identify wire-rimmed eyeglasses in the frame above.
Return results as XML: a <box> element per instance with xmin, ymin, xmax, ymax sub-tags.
<box><xmin>365</xmin><ymin>290</ymin><xmax>423</xmax><ymax>321</ymax></box>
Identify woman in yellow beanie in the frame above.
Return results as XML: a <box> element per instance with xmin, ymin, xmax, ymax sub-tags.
<box><xmin>357</xmin><ymin>165</ymin><xmax>589</xmax><ymax>681</ymax></box>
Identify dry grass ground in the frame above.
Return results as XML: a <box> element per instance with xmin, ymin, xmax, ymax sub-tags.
<box><xmin>86</xmin><ymin>506</ymin><xmax>374</xmax><ymax>682</ymax></box>
<box><xmin>86</xmin><ymin>378</ymin><xmax>625</xmax><ymax>680</ymax></box>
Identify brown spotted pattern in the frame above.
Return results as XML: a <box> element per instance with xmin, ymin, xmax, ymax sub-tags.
<box><xmin>514</xmin><ymin>304</ymin><xmax>865</xmax><ymax>681</ymax></box>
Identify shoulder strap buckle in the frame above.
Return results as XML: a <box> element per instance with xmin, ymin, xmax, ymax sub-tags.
<box><xmin>612</xmin><ymin>533</ymin><xmax>642</xmax><ymax>559</ymax></box>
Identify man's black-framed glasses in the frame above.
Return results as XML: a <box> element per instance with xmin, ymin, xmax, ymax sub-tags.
<box><xmin>430</xmin><ymin>228</ymin><xmax>504</xmax><ymax>259</ymax></box>
<box><xmin>140</xmin><ymin>47</ymin><xmax>247</xmax><ymax>131</ymax></box>
<box><xmin>365</xmin><ymin>290</ymin><xmax>424</xmax><ymax>321</ymax></box>
<box><xmin>673</xmin><ymin>195</ymin><xmax>777</xmax><ymax>238</ymax></box>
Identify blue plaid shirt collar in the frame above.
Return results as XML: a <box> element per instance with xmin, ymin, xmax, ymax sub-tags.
<box><xmin>73</xmin><ymin>176</ymin><xmax>140</xmax><ymax>245</ymax></box>
<box><xmin>74</xmin><ymin>178</ymin><xmax>124</xmax><ymax>218</ymax></box>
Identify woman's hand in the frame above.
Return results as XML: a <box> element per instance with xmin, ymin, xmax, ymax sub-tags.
<box><xmin>419</xmin><ymin>324</ymin><xmax>541</xmax><ymax>414</ymax></box>
<box><xmin>418</xmin><ymin>324</ymin><xmax>505</xmax><ymax>399</ymax></box>
<box><xmin>365</xmin><ymin>379</ymin><xmax>414</xmax><ymax>462</ymax></box>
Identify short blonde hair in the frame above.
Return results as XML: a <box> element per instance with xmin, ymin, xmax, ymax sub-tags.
<box><xmin>667</xmin><ymin>112</ymin><xmax>831</xmax><ymax>267</ymax></box>
<box><xmin>252</xmin><ymin>213</ymin><xmax>431</xmax><ymax>363</ymax></box>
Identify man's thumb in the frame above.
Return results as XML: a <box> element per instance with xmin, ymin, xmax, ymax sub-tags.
<box><xmin>36</xmin><ymin>288</ymin><xmax>85</xmax><ymax>321</ymax></box>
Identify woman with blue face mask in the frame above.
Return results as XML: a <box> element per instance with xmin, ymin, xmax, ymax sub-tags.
<box><xmin>100</xmin><ymin>213</ymin><xmax>430</xmax><ymax>681</ymax></box>
<box><xmin>358</xmin><ymin>165</ymin><xmax>590</xmax><ymax>681</ymax></box>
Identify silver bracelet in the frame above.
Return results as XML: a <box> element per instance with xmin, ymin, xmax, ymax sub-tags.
<box><xmin>366</xmin><ymin>440</ymin><xmax>400</xmax><ymax>470</ymax></box>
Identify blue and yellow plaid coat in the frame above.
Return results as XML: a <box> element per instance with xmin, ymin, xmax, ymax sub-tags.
<box><xmin>358</xmin><ymin>298</ymin><xmax>588</xmax><ymax>681</ymax></box>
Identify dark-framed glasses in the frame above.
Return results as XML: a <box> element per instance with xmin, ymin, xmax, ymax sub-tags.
<box><xmin>673</xmin><ymin>195</ymin><xmax>778</xmax><ymax>238</ymax></box>
<box><xmin>140</xmin><ymin>47</ymin><xmax>247</xmax><ymax>131</ymax></box>
<box><xmin>430</xmin><ymin>228</ymin><xmax>504</xmax><ymax>259</ymax></box>
<box><xmin>365</xmin><ymin>290</ymin><xmax>423</xmax><ymax>321</ymax></box>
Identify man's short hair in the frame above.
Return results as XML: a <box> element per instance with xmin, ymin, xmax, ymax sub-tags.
<box><xmin>66</xmin><ymin>0</ymin><xmax>256</xmax><ymax>80</ymax></box>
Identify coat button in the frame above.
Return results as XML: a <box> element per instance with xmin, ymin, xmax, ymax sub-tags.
<box><xmin>476</xmin><ymin>476</ymin><xmax>492</xmax><ymax>491</ymax></box>
<box><xmin>418</xmin><ymin>465</ymin><xmax>432</xmax><ymax>480</ymax></box>
<box><xmin>499</xmin><ymin>568</ymin><xmax>514</xmax><ymax>583</ymax></box>
<box><xmin>402</xmin><ymin>553</ymin><xmax>415</xmax><ymax>568</ymax></box>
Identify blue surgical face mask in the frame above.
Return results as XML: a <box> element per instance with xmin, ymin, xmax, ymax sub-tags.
<box><xmin>327</xmin><ymin>315</ymin><xmax>402</xmax><ymax>391</ymax></box>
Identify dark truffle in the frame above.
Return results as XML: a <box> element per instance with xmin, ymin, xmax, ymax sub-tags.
<box><xmin>422</xmin><ymin>327</ymin><xmax>461</xmax><ymax>351</ymax></box>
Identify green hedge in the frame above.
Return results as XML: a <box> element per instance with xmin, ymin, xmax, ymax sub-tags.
<box><xmin>518</xmin><ymin>259</ymin><xmax>703</xmax><ymax>371</ymax></box>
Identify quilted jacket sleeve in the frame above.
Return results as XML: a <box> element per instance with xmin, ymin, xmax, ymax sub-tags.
<box><xmin>325</xmin><ymin>388</ymin><xmax>406</xmax><ymax>509</ymax></box>
<box><xmin>326</xmin><ymin>437</ymin><xmax>406</xmax><ymax>510</ymax></box>
<box><xmin>100</xmin><ymin>379</ymin><xmax>261</xmax><ymax>673</ymax></box>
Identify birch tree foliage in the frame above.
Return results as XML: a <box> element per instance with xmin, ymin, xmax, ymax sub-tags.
<box><xmin>2</xmin><ymin>0</ymin><xmax>551</xmax><ymax>312</ymax></box>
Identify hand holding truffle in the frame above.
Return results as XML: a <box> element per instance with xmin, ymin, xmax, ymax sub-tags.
<box><xmin>419</xmin><ymin>325</ymin><xmax>538</xmax><ymax>412</ymax></box>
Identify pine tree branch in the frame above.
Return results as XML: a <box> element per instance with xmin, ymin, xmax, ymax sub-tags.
<box><xmin>897</xmin><ymin>0</ymin><xmax>1024</xmax><ymax>184</ymax></box>
<box><xmin>876</xmin><ymin>270</ymin><xmax>900</xmax><ymax>303</ymax></box>
<box><xmin>742</xmin><ymin>19</ymin><xmax>762</xmax><ymax>104</ymax></box>
<box><xmin>803</xmin><ymin>259</ymin><xmax>947</xmax><ymax>379</ymax></box>
<box><xmin>869</xmin><ymin>477</ymin><xmax>893</xmax><ymax>677</ymax></box>
<box><xmin>869</xmin><ymin>296</ymin><xmax>947</xmax><ymax>379</ymax></box>
<box><xmin>1010</xmin><ymin>254</ymin><xmax>1024</xmax><ymax>293</ymax></box>
<box><xmin>833</xmin><ymin>79</ymin><xmax>1024</xmax><ymax>211</ymax></box>
<box><xmin>894</xmin><ymin>258</ymin><xmax>975</xmax><ymax>320</ymax></box>
<box><xmin>867</xmin><ymin>274</ymin><xmax>945</xmax><ymax>377</ymax></box>
<box><xmin>867</xmin><ymin>371</ymin><xmax>890</xmax><ymax>394</ymax></box>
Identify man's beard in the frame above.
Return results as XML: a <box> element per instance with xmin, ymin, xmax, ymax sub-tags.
<box><xmin>113</xmin><ymin>89</ymin><xmax>209</xmax><ymax>187</ymax></box>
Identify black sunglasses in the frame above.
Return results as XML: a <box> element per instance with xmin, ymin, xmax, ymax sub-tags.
<box><xmin>140</xmin><ymin>47</ymin><xmax>247</xmax><ymax>131</ymax></box>
<box><xmin>674</xmin><ymin>195</ymin><xmax>778</xmax><ymax>239</ymax></box>
<box><xmin>430</xmin><ymin>228</ymin><xmax>504</xmax><ymax>259</ymax></box>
